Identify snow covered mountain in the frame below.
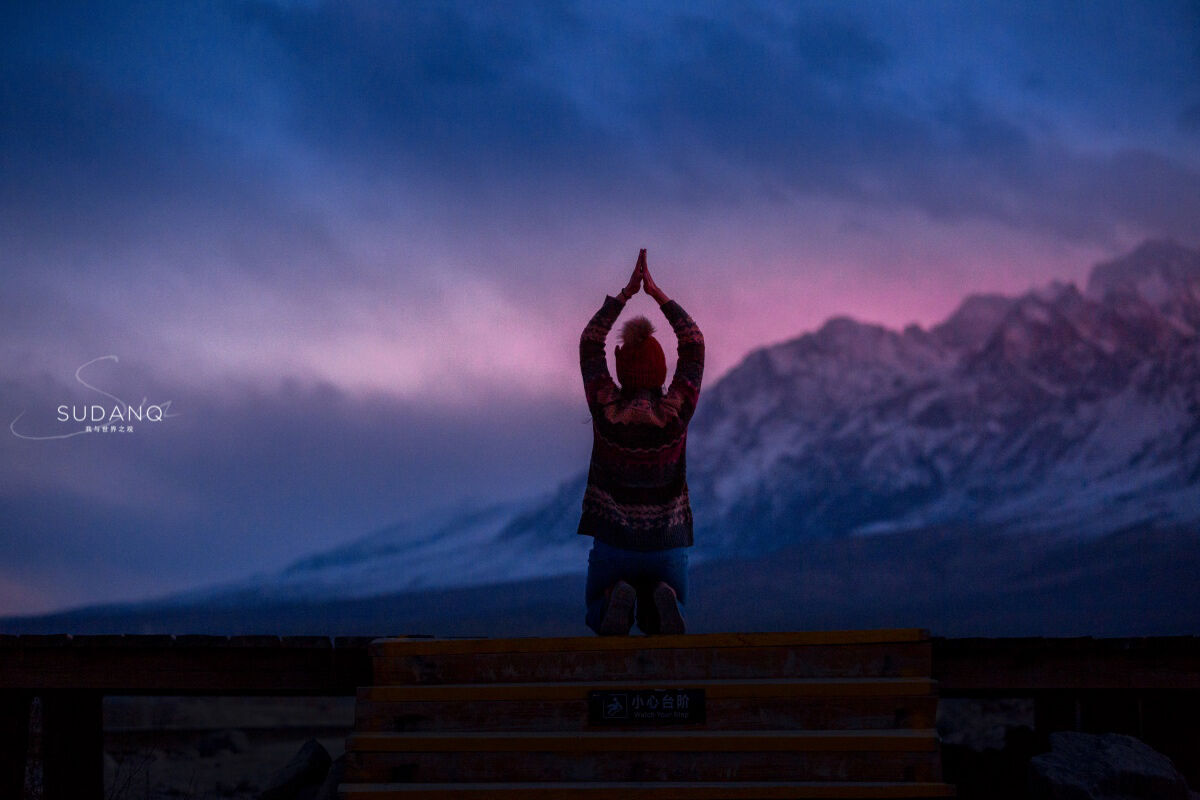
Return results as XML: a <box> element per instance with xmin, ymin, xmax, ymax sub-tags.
<box><xmin>153</xmin><ymin>489</ymin><xmax>593</xmax><ymax>606</ymax></box>
<box><xmin>164</xmin><ymin>239</ymin><xmax>1200</xmax><ymax>605</ymax></box>
<box><xmin>686</xmin><ymin>239</ymin><xmax>1200</xmax><ymax>548</ymax></box>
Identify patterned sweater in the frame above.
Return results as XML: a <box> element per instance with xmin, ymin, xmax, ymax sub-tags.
<box><xmin>577</xmin><ymin>294</ymin><xmax>705</xmax><ymax>550</ymax></box>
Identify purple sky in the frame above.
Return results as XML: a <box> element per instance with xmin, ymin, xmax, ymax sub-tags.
<box><xmin>2</xmin><ymin>1</ymin><xmax>1199</xmax><ymax>616</ymax></box>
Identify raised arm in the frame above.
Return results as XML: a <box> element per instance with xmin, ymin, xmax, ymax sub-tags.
<box><xmin>579</xmin><ymin>252</ymin><xmax>643</xmax><ymax>411</ymax></box>
<box><xmin>643</xmin><ymin>260</ymin><xmax>704</xmax><ymax>423</ymax></box>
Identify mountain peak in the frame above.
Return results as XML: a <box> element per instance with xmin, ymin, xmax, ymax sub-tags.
<box><xmin>813</xmin><ymin>314</ymin><xmax>912</xmax><ymax>349</ymax></box>
<box><xmin>808</xmin><ymin>315</ymin><xmax>915</xmax><ymax>364</ymax></box>
<box><xmin>932</xmin><ymin>293</ymin><xmax>1015</xmax><ymax>351</ymax></box>
<box><xmin>1086</xmin><ymin>239</ymin><xmax>1200</xmax><ymax>305</ymax></box>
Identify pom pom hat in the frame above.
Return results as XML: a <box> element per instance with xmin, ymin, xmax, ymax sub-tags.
<box><xmin>615</xmin><ymin>315</ymin><xmax>667</xmax><ymax>390</ymax></box>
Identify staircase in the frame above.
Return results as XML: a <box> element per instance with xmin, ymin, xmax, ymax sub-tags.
<box><xmin>338</xmin><ymin>629</ymin><xmax>955</xmax><ymax>799</ymax></box>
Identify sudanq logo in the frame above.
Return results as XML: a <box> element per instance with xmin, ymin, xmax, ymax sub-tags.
<box><xmin>10</xmin><ymin>355</ymin><xmax>178</xmax><ymax>440</ymax></box>
<box><xmin>56</xmin><ymin>403</ymin><xmax>167</xmax><ymax>423</ymax></box>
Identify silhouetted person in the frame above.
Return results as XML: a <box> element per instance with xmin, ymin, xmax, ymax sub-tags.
<box><xmin>578</xmin><ymin>249</ymin><xmax>705</xmax><ymax>635</ymax></box>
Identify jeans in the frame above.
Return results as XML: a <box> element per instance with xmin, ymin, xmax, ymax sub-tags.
<box><xmin>584</xmin><ymin>538</ymin><xmax>689</xmax><ymax>634</ymax></box>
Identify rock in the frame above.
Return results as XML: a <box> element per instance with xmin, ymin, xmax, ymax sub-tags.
<box><xmin>937</xmin><ymin>696</ymin><xmax>1036</xmax><ymax>751</ymax></box>
<box><xmin>313</xmin><ymin>754</ymin><xmax>346</xmax><ymax>800</ymax></box>
<box><xmin>103</xmin><ymin>752</ymin><xmax>119</xmax><ymax>788</ymax></box>
<box><xmin>258</xmin><ymin>738</ymin><xmax>331</xmax><ymax>800</ymax></box>
<box><xmin>1028</xmin><ymin>731</ymin><xmax>1190</xmax><ymax>800</ymax></box>
<box><xmin>196</xmin><ymin>728</ymin><xmax>250</xmax><ymax>757</ymax></box>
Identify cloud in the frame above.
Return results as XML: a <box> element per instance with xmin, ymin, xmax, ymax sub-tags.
<box><xmin>0</xmin><ymin>56</ymin><xmax>349</xmax><ymax>288</ymax></box>
<box><xmin>4</xmin><ymin>0</ymin><xmax>1200</xmax><ymax>616</ymax></box>
<box><xmin>1</xmin><ymin>363</ymin><xmax>589</xmax><ymax>614</ymax></box>
<box><xmin>239</xmin><ymin>1</ymin><xmax>619</xmax><ymax>184</ymax></box>
<box><xmin>236</xmin><ymin>1</ymin><xmax>1200</xmax><ymax>244</ymax></box>
<box><xmin>1180</xmin><ymin>101</ymin><xmax>1200</xmax><ymax>135</ymax></box>
<box><xmin>8</xmin><ymin>0</ymin><xmax>1199</xmax><ymax>265</ymax></box>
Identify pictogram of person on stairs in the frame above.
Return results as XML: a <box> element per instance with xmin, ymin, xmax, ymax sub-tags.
<box><xmin>577</xmin><ymin>249</ymin><xmax>705</xmax><ymax>635</ymax></box>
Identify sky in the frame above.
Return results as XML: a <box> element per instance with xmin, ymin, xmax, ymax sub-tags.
<box><xmin>2</xmin><ymin>0</ymin><xmax>1199</xmax><ymax>616</ymax></box>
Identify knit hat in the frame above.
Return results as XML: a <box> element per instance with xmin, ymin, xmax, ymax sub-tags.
<box><xmin>615</xmin><ymin>316</ymin><xmax>667</xmax><ymax>390</ymax></box>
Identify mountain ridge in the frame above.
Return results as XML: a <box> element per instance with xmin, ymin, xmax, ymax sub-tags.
<box><xmin>687</xmin><ymin>238</ymin><xmax>1200</xmax><ymax>549</ymax></box>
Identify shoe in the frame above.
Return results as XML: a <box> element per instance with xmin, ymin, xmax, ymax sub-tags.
<box><xmin>652</xmin><ymin>581</ymin><xmax>686</xmax><ymax>635</ymax></box>
<box><xmin>597</xmin><ymin>580</ymin><xmax>636</xmax><ymax>636</ymax></box>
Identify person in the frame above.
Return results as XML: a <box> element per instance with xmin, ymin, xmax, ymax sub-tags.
<box><xmin>578</xmin><ymin>249</ymin><xmax>705</xmax><ymax>635</ymax></box>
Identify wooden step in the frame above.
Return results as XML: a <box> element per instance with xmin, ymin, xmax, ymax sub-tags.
<box><xmin>345</xmin><ymin>730</ymin><xmax>941</xmax><ymax>783</ymax></box>
<box><xmin>370</xmin><ymin>631</ymin><xmax>932</xmax><ymax>656</ymax></box>
<box><xmin>371</xmin><ymin>631</ymin><xmax>932</xmax><ymax>685</ymax></box>
<box><xmin>354</xmin><ymin>678</ymin><xmax>938</xmax><ymax>732</ymax></box>
<box><xmin>349</xmin><ymin>730</ymin><xmax>940</xmax><ymax>753</ymax></box>
<box><xmin>341</xmin><ymin>631</ymin><xmax>952</xmax><ymax>798</ymax></box>
<box><xmin>339</xmin><ymin>780</ymin><xmax>958</xmax><ymax>799</ymax></box>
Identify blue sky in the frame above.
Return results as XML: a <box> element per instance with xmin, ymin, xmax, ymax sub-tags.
<box><xmin>2</xmin><ymin>0</ymin><xmax>1198</xmax><ymax>615</ymax></box>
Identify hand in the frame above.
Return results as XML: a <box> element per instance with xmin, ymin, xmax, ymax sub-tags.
<box><xmin>641</xmin><ymin>256</ymin><xmax>669</xmax><ymax>305</ymax></box>
<box><xmin>619</xmin><ymin>249</ymin><xmax>645</xmax><ymax>300</ymax></box>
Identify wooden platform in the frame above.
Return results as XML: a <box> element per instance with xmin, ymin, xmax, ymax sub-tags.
<box><xmin>339</xmin><ymin>629</ymin><xmax>956</xmax><ymax>799</ymax></box>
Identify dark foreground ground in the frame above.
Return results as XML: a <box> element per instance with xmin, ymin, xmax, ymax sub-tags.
<box><xmin>3</xmin><ymin>525</ymin><xmax>1197</xmax><ymax>637</ymax></box>
<box><xmin>17</xmin><ymin>691</ymin><xmax>1199</xmax><ymax>798</ymax></box>
<box><xmin>17</xmin><ymin>694</ymin><xmax>352</xmax><ymax>800</ymax></box>
<box><xmin>5</xmin><ymin>526</ymin><xmax>1197</xmax><ymax>797</ymax></box>
<box><xmin>10</xmin><ymin>693</ymin><xmax>1053</xmax><ymax>800</ymax></box>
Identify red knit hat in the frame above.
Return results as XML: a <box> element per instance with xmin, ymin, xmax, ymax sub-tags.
<box><xmin>615</xmin><ymin>316</ymin><xmax>667</xmax><ymax>390</ymax></box>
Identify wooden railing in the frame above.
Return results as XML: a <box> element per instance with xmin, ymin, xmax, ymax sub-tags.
<box><xmin>0</xmin><ymin>634</ymin><xmax>375</xmax><ymax>800</ymax></box>
<box><xmin>2</xmin><ymin>633</ymin><xmax>1198</xmax><ymax>799</ymax></box>
<box><xmin>932</xmin><ymin>635</ymin><xmax>1200</xmax><ymax>789</ymax></box>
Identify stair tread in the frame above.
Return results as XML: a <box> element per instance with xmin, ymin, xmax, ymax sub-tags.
<box><xmin>347</xmin><ymin>630</ymin><xmax>949</xmax><ymax>796</ymax></box>
<box><xmin>338</xmin><ymin>779</ymin><xmax>957</xmax><ymax>798</ymax></box>
<box><xmin>349</xmin><ymin>729</ymin><xmax>939</xmax><ymax>752</ymax></box>
<box><xmin>370</xmin><ymin>629</ymin><xmax>930</xmax><ymax>657</ymax></box>
<box><xmin>361</xmin><ymin>677</ymin><xmax>936</xmax><ymax>701</ymax></box>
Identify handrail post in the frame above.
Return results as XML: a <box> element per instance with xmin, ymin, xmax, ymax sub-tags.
<box><xmin>0</xmin><ymin>691</ymin><xmax>32</xmax><ymax>799</ymax></box>
<box><xmin>41</xmin><ymin>689</ymin><xmax>104</xmax><ymax>800</ymax></box>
